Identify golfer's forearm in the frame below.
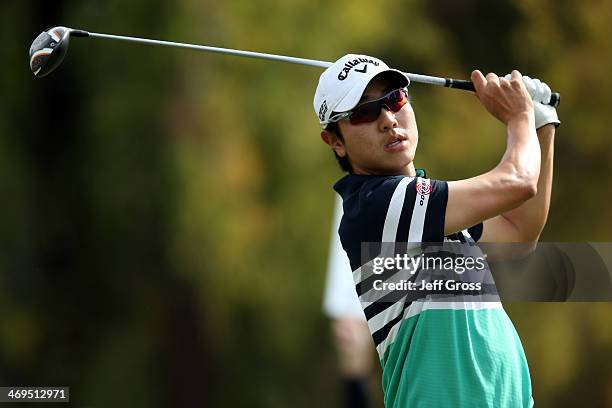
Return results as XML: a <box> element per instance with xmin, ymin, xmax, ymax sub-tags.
<box><xmin>500</xmin><ymin>125</ymin><xmax>555</xmax><ymax>240</ymax></box>
<box><xmin>495</xmin><ymin>114</ymin><xmax>540</xmax><ymax>195</ymax></box>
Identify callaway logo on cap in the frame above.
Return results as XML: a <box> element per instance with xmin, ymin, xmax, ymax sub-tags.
<box><xmin>313</xmin><ymin>54</ymin><xmax>409</xmax><ymax>127</ymax></box>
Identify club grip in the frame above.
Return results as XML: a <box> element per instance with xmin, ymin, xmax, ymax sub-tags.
<box><xmin>445</xmin><ymin>79</ymin><xmax>475</xmax><ymax>92</ymax></box>
<box><xmin>445</xmin><ymin>78</ymin><xmax>561</xmax><ymax>107</ymax></box>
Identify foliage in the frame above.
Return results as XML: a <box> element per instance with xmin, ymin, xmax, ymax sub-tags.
<box><xmin>1</xmin><ymin>0</ymin><xmax>611</xmax><ymax>406</ymax></box>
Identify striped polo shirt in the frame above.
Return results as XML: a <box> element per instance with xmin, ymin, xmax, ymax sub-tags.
<box><xmin>334</xmin><ymin>174</ymin><xmax>533</xmax><ymax>408</ymax></box>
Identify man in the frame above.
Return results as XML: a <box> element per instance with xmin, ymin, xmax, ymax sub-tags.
<box><xmin>314</xmin><ymin>54</ymin><xmax>558</xmax><ymax>407</ymax></box>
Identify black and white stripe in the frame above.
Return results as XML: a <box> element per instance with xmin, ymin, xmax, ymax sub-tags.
<box><xmin>334</xmin><ymin>174</ymin><xmax>485</xmax><ymax>357</ymax></box>
<box><xmin>348</xmin><ymin>177</ymin><xmax>432</xmax><ymax>355</ymax></box>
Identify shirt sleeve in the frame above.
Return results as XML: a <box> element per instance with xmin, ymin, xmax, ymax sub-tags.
<box><xmin>468</xmin><ymin>223</ymin><xmax>484</xmax><ymax>242</ymax></box>
<box><xmin>422</xmin><ymin>179</ymin><xmax>448</xmax><ymax>242</ymax></box>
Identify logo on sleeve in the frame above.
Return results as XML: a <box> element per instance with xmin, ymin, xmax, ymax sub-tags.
<box><xmin>416</xmin><ymin>181</ymin><xmax>432</xmax><ymax>195</ymax></box>
<box><xmin>416</xmin><ymin>179</ymin><xmax>431</xmax><ymax>206</ymax></box>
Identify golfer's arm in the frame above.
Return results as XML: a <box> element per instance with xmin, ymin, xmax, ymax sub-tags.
<box><xmin>480</xmin><ymin>125</ymin><xmax>555</xmax><ymax>242</ymax></box>
<box><xmin>445</xmin><ymin>114</ymin><xmax>540</xmax><ymax>236</ymax></box>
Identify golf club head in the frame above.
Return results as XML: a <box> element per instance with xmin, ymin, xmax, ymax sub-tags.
<box><xmin>29</xmin><ymin>26</ymin><xmax>72</xmax><ymax>78</ymax></box>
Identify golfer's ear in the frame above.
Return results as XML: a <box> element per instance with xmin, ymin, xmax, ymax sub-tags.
<box><xmin>321</xmin><ymin>130</ymin><xmax>347</xmax><ymax>157</ymax></box>
<box><xmin>321</xmin><ymin>130</ymin><xmax>341</xmax><ymax>147</ymax></box>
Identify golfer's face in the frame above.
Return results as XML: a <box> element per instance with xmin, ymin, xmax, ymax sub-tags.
<box><xmin>338</xmin><ymin>77</ymin><xmax>418</xmax><ymax>175</ymax></box>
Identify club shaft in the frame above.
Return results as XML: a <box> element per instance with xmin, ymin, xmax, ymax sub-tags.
<box><xmin>74</xmin><ymin>29</ymin><xmax>559</xmax><ymax>107</ymax></box>
<box><xmin>86</xmin><ymin>31</ymin><xmax>448</xmax><ymax>85</ymax></box>
<box><xmin>86</xmin><ymin>31</ymin><xmax>333</xmax><ymax>69</ymax></box>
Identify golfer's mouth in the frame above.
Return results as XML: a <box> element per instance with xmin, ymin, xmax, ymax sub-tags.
<box><xmin>384</xmin><ymin>135</ymin><xmax>407</xmax><ymax>152</ymax></box>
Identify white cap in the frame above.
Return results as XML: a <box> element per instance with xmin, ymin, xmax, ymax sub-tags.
<box><xmin>313</xmin><ymin>54</ymin><xmax>409</xmax><ymax>127</ymax></box>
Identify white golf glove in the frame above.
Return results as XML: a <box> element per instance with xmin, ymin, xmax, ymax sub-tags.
<box><xmin>505</xmin><ymin>74</ymin><xmax>560</xmax><ymax>129</ymax></box>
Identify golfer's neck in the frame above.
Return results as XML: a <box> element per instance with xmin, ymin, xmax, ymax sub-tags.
<box><xmin>403</xmin><ymin>162</ymin><xmax>417</xmax><ymax>177</ymax></box>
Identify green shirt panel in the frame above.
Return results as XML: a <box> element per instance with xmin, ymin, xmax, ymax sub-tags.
<box><xmin>381</xmin><ymin>307</ymin><xmax>533</xmax><ymax>408</ymax></box>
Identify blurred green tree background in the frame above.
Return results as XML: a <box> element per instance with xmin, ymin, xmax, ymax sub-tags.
<box><xmin>1</xmin><ymin>0</ymin><xmax>611</xmax><ymax>406</ymax></box>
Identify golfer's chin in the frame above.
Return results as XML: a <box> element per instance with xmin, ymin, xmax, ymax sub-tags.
<box><xmin>383</xmin><ymin>148</ymin><xmax>416</xmax><ymax>174</ymax></box>
<box><xmin>361</xmin><ymin>155</ymin><xmax>415</xmax><ymax>176</ymax></box>
<box><xmin>352</xmin><ymin>147</ymin><xmax>417</xmax><ymax>175</ymax></box>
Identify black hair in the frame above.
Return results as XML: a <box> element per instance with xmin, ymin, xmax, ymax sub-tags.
<box><xmin>325</xmin><ymin>120</ymin><xmax>353</xmax><ymax>173</ymax></box>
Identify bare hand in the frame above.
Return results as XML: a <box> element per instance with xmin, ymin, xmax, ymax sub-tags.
<box><xmin>471</xmin><ymin>70</ymin><xmax>534</xmax><ymax>126</ymax></box>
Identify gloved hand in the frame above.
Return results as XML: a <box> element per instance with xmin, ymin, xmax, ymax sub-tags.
<box><xmin>505</xmin><ymin>74</ymin><xmax>560</xmax><ymax>129</ymax></box>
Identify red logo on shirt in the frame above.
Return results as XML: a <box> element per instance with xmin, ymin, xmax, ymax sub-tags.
<box><xmin>416</xmin><ymin>181</ymin><xmax>431</xmax><ymax>195</ymax></box>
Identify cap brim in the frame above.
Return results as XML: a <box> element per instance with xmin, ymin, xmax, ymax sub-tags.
<box><xmin>334</xmin><ymin>69</ymin><xmax>409</xmax><ymax>113</ymax></box>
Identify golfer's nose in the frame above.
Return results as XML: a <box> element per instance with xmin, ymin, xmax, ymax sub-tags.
<box><xmin>379</xmin><ymin>106</ymin><xmax>398</xmax><ymax>131</ymax></box>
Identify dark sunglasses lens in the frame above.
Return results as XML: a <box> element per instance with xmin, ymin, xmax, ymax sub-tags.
<box><xmin>349</xmin><ymin>89</ymin><xmax>407</xmax><ymax>125</ymax></box>
<box><xmin>349</xmin><ymin>101</ymin><xmax>381</xmax><ymax>125</ymax></box>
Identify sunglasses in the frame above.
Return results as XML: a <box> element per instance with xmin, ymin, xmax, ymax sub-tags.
<box><xmin>328</xmin><ymin>87</ymin><xmax>409</xmax><ymax>126</ymax></box>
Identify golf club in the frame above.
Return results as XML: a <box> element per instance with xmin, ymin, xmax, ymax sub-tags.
<box><xmin>29</xmin><ymin>26</ymin><xmax>561</xmax><ymax>107</ymax></box>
